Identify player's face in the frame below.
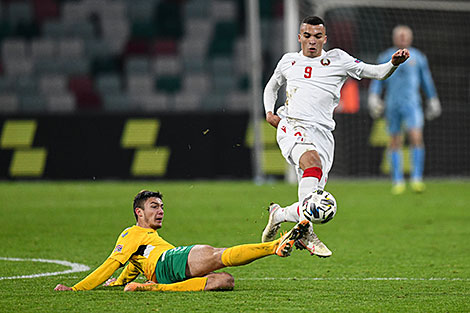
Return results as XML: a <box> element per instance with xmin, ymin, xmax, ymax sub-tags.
<box><xmin>393</xmin><ymin>28</ymin><xmax>413</xmax><ymax>49</ymax></box>
<box><xmin>298</xmin><ymin>23</ymin><xmax>327</xmax><ymax>58</ymax></box>
<box><xmin>138</xmin><ymin>197</ymin><xmax>164</xmax><ymax>230</ymax></box>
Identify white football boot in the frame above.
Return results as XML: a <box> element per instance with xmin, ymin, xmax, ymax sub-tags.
<box><xmin>295</xmin><ymin>221</ymin><xmax>332</xmax><ymax>258</ymax></box>
<box><xmin>261</xmin><ymin>203</ymin><xmax>281</xmax><ymax>242</ymax></box>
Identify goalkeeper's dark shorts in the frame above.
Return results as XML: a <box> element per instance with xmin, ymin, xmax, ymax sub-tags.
<box><xmin>154</xmin><ymin>245</ymin><xmax>195</xmax><ymax>284</ymax></box>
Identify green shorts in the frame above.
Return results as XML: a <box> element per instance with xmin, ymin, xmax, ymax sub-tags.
<box><xmin>155</xmin><ymin>245</ymin><xmax>195</xmax><ymax>284</ymax></box>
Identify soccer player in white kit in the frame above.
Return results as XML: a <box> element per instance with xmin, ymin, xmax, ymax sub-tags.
<box><xmin>261</xmin><ymin>16</ymin><xmax>410</xmax><ymax>257</ymax></box>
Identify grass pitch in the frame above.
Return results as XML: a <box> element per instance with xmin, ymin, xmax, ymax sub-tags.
<box><xmin>0</xmin><ymin>180</ymin><xmax>469</xmax><ymax>312</ymax></box>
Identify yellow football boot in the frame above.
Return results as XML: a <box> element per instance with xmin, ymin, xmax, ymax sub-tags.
<box><xmin>391</xmin><ymin>182</ymin><xmax>406</xmax><ymax>195</ymax></box>
<box><xmin>411</xmin><ymin>181</ymin><xmax>426</xmax><ymax>193</ymax></box>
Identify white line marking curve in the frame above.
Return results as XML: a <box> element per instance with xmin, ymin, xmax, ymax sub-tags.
<box><xmin>0</xmin><ymin>257</ymin><xmax>90</xmax><ymax>280</ymax></box>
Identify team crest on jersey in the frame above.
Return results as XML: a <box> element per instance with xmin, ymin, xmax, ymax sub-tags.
<box><xmin>320</xmin><ymin>58</ymin><xmax>331</xmax><ymax>66</ymax></box>
<box><xmin>114</xmin><ymin>245</ymin><xmax>123</xmax><ymax>252</ymax></box>
<box><xmin>291</xmin><ymin>61</ymin><xmax>296</xmax><ymax>66</ymax></box>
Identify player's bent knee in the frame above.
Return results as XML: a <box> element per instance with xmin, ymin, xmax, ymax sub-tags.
<box><xmin>299</xmin><ymin>150</ymin><xmax>321</xmax><ymax>169</ymax></box>
<box><xmin>204</xmin><ymin>272</ymin><xmax>234</xmax><ymax>291</ymax></box>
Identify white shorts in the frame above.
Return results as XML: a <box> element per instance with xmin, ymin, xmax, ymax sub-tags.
<box><xmin>276</xmin><ymin>118</ymin><xmax>335</xmax><ymax>189</ymax></box>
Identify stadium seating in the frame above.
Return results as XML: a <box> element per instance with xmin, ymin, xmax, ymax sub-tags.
<box><xmin>68</xmin><ymin>75</ymin><xmax>101</xmax><ymax>110</ymax></box>
<box><xmin>96</xmin><ymin>74</ymin><xmax>122</xmax><ymax>95</ymax></box>
<box><xmin>0</xmin><ymin>0</ymin><xmax>280</xmax><ymax>113</ymax></box>
<box><xmin>0</xmin><ymin>94</ymin><xmax>19</xmax><ymax>113</ymax></box>
<box><xmin>19</xmin><ymin>94</ymin><xmax>47</xmax><ymax>112</ymax></box>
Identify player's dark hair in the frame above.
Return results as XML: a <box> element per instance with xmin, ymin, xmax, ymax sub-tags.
<box><xmin>133</xmin><ymin>190</ymin><xmax>163</xmax><ymax>221</ymax></box>
<box><xmin>301</xmin><ymin>16</ymin><xmax>325</xmax><ymax>27</ymax></box>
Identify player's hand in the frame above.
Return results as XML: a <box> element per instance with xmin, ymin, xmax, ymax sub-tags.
<box><xmin>54</xmin><ymin>284</ymin><xmax>73</xmax><ymax>291</ymax></box>
<box><xmin>391</xmin><ymin>49</ymin><xmax>410</xmax><ymax>66</ymax></box>
<box><xmin>266</xmin><ymin>111</ymin><xmax>281</xmax><ymax>128</ymax></box>
<box><xmin>104</xmin><ymin>278</ymin><xmax>118</xmax><ymax>286</ymax></box>
<box><xmin>426</xmin><ymin>98</ymin><xmax>441</xmax><ymax>120</ymax></box>
<box><xmin>367</xmin><ymin>94</ymin><xmax>384</xmax><ymax>119</ymax></box>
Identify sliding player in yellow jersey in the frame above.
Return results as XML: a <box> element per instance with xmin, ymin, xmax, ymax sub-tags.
<box><xmin>54</xmin><ymin>190</ymin><xmax>309</xmax><ymax>292</ymax></box>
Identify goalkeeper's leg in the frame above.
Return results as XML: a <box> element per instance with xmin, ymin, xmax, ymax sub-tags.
<box><xmin>390</xmin><ymin>134</ymin><xmax>405</xmax><ymax>194</ymax></box>
<box><xmin>409</xmin><ymin>128</ymin><xmax>425</xmax><ymax>193</ymax></box>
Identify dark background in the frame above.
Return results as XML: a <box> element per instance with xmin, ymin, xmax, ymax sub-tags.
<box><xmin>1</xmin><ymin>111</ymin><xmax>468</xmax><ymax>179</ymax></box>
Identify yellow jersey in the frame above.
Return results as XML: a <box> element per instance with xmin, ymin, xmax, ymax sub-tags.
<box><xmin>108</xmin><ymin>225</ymin><xmax>175</xmax><ymax>280</ymax></box>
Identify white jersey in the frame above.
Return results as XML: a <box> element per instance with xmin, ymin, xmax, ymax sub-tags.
<box><xmin>266</xmin><ymin>49</ymin><xmax>366</xmax><ymax>131</ymax></box>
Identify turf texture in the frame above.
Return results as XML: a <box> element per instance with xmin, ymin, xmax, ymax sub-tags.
<box><xmin>0</xmin><ymin>180</ymin><xmax>469</xmax><ymax>312</ymax></box>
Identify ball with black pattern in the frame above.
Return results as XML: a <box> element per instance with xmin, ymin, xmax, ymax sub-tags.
<box><xmin>301</xmin><ymin>189</ymin><xmax>337</xmax><ymax>224</ymax></box>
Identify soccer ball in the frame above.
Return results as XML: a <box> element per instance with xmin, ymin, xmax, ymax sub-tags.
<box><xmin>301</xmin><ymin>189</ymin><xmax>337</xmax><ymax>224</ymax></box>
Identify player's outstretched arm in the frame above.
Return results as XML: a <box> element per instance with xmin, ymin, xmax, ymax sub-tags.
<box><xmin>54</xmin><ymin>258</ymin><xmax>121</xmax><ymax>291</ymax></box>
<box><xmin>391</xmin><ymin>48</ymin><xmax>410</xmax><ymax>66</ymax></box>
<box><xmin>361</xmin><ymin>49</ymin><xmax>410</xmax><ymax>81</ymax></box>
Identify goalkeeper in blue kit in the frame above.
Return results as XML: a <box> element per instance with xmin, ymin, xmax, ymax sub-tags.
<box><xmin>368</xmin><ymin>25</ymin><xmax>441</xmax><ymax>194</ymax></box>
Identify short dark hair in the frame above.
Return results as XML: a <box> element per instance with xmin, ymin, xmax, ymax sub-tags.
<box><xmin>301</xmin><ymin>16</ymin><xmax>325</xmax><ymax>27</ymax></box>
<box><xmin>133</xmin><ymin>190</ymin><xmax>163</xmax><ymax>221</ymax></box>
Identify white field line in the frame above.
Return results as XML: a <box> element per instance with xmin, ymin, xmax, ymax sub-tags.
<box><xmin>1</xmin><ymin>257</ymin><xmax>468</xmax><ymax>282</ymax></box>
<box><xmin>238</xmin><ymin>277</ymin><xmax>470</xmax><ymax>282</ymax></box>
<box><xmin>0</xmin><ymin>257</ymin><xmax>90</xmax><ymax>280</ymax></box>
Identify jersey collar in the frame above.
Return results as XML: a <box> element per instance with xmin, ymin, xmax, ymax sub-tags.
<box><xmin>298</xmin><ymin>49</ymin><xmax>326</xmax><ymax>60</ymax></box>
<box><xmin>135</xmin><ymin>225</ymin><xmax>156</xmax><ymax>232</ymax></box>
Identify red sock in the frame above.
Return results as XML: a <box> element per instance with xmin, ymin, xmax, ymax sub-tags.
<box><xmin>302</xmin><ymin>167</ymin><xmax>322</xmax><ymax>180</ymax></box>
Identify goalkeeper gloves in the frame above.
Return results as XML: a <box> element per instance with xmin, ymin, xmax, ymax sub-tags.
<box><xmin>425</xmin><ymin>97</ymin><xmax>441</xmax><ymax>120</ymax></box>
<box><xmin>367</xmin><ymin>94</ymin><xmax>384</xmax><ymax>119</ymax></box>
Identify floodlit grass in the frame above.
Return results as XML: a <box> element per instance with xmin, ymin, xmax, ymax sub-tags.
<box><xmin>0</xmin><ymin>180</ymin><xmax>469</xmax><ymax>312</ymax></box>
